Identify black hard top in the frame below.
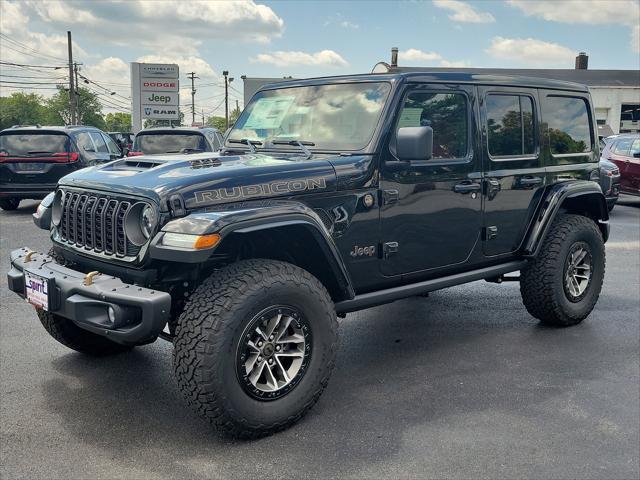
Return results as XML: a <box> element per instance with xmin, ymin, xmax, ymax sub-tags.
<box><xmin>259</xmin><ymin>71</ymin><xmax>590</xmax><ymax>92</ymax></box>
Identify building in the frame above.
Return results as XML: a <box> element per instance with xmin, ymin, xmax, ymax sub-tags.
<box><xmin>242</xmin><ymin>52</ymin><xmax>639</xmax><ymax>135</ymax></box>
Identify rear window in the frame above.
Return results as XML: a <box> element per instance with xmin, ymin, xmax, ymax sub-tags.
<box><xmin>0</xmin><ymin>132</ymin><xmax>69</xmax><ymax>156</ymax></box>
<box><xmin>135</xmin><ymin>132</ymin><xmax>206</xmax><ymax>154</ymax></box>
<box><xmin>543</xmin><ymin>96</ymin><xmax>592</xmax><ymax>154</ymax></box>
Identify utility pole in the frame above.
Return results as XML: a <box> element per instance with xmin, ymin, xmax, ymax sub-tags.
<box><xmin>67</xmin><ymin>31</ymin><xmax>77</xmax><ymax>125</ymax></box>
<box><xmin>223</xmin><ymin>70</ymin><xmax>229</xmax><ymax>129</ymax></box>
<box><xmin>187</xmin><ymin>72</ymin><xmax>198</xmax><ymax>125</ymax></box>
<box><xmin>74</xmin><ymin>63</ymin><xmax>80</xmax><ymax>123</ymax></box>
<box><xmin>201</xmin><ymin>109</ymin><xmax>205</xmax><ymax>125</ymax></box>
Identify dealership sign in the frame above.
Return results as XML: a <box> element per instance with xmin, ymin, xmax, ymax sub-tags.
<box><xmin>131</xmin><ymin>62</ymin><xmax>180</xmax><ymax>132</ymax></box>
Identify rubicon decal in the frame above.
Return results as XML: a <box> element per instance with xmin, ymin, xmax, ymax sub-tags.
<box><xmin>194</xmin><ymin>178</ymin><xmax>327</xmax><ymax>204</ymax></box>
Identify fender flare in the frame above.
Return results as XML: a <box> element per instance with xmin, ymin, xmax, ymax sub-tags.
<box><xmin>150</xmin><ymin>200</ymin><xmax>355</xmax><ymax>300</ymax></box>
<box><xmin>522</xmin><ymin>180</ymin><xmax>609</xmax><ymax>258</ymax></box>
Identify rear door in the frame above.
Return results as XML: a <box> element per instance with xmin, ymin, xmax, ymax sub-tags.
<box><xmin>479</xmin><ymin>86</ymin><xmax>544</xmax><ymax>256</ymax></box>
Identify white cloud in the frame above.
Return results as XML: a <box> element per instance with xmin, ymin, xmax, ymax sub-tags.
<box><xmin>252</xmin><ymin>50</ymin><xmax>348</xmax><ymax>67</ymax></box>
<box><xmin>433</xmin><ymin>0</ymin><xmax>495</xmax><ymax>23</ymax></box>
<box><xmin>486</xmin><ymin>37</ymin><xmax>575</xmax><ymax>66</ymax></box>
<box><xmin>508</xmin><ymin>0</ymin><xmax>639</xmax><ymax>53</ymax></box>
<box><xmin>26</xmin><ymin>0</ymin><xmax>284</xmax><ymax>46</ymax></box>
<box><xmin>340</xmin><ymin>20</ymin><xmax>359</xmax><ymax>29</ymax></box>
<box><xmin>397</xmin><ymin>49</ymin><xmax>467</xmax><ymax>67</ymax></box>
<box><xmin>137</xmin><ymin>55</ymin><xmax>217</xmax><ymax>78</ymax></box>
<box><xmin>399</xmin><ymin>48</ymin><xmax>443</xmax><ymax>62</ymax></box>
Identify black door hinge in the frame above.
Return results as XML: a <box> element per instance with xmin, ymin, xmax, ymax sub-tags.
<box><xmin>484</xmin><ymin>226</ymin><xmax>498</xmax><ymax>240</ymax></box>
<box><xmin>383</xmin><ymin>241</ymin><xmax>399</xmax><ymax>258</ymax></box>
<box><xmin>382</xmin><ymin>189</ymin><xmax>399</xmax><ymax>205</ymax></box>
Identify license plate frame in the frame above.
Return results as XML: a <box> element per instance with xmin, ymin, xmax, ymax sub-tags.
<box><xmin>24</xmin><ymin>270</ymin><xmax>51</xmax><ymax>311</ymax></box>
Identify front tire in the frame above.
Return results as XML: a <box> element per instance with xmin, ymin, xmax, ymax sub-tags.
<box><xmin>0</xmin><ymin>198</ymin><xmax>20</xmax><ymax>210</ymax></box>
<box><xmin>173</xmin><ymin>259</ymin><xmax>338</xmax><ymax>439</ymax></box>
<box><xmin>37</xmin><ymin>311</ymin><xmax>134</xmax><ymax>355</ymax></box>
<box><xmin>520</xmin><ymin>214</ymin><xmax>605</xmax><ymax>326</ymax></box>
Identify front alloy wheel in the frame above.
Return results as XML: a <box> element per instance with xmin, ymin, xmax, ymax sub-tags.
<box><xmin>237</xmin><ymin>306</ymin><xmax>311</xmax><ymax>400</ymax></box>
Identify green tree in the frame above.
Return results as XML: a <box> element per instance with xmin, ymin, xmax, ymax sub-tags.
<box><xmin>104</xmin><ymin>112</ymin><xmax>131</xmax><ymax>132</ymax></box>
<box><xmin>44</xmin><ymin>86</ymin><xmax>106</xmax><ymax>129</ymax></box>
<box><xmin>0</xmin><ymin>92</ymin><xmax>47</xmax><ymax>130</ymax></box>
<box><xmin>205</xmin><ymin>108</ymin><xmax>240</xmax><ymax>132</ymax></box>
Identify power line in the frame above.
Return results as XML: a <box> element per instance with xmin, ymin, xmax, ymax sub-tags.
<box><xmin>0</xmin><ymin>33</ymin><xmax>68</xmax><ymax>64</ymax></box>
<box><xmin>0</xmin><ymin>60</ymin><xmax>67</xmax><ymax>69</ymax></box>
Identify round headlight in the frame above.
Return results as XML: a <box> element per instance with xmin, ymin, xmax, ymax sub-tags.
<box><xmin>124</xmin><ymin>202</ymin><xmax>156</xmax><ymax>246</ymax></box>
<box><xmin>141</xmin><ymin>205</ymin><xmax>156</xmax><ymax>239</ymax></box>
<box><xmin>51</xmin><ymin>190</ymin><xmax>64</xmax><ymax>226</ymax></box>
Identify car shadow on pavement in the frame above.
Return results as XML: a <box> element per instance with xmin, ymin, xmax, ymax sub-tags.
<box><xmin>38</xmin><ymin>286</ymin><xmax>630</xmax><ymax>478</ymax></box>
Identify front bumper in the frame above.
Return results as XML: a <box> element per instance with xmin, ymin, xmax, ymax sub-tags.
<box><xmin>7</xmin><ymin>247</ymin><xmax>171</xmax><ymax>345</ymax></box>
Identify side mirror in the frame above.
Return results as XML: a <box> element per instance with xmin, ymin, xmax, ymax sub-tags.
<box><xmin>633</xmin><ymin>152</ymin><xmax>640</xmax><ymax>158</ymax></box>
<box><xmin>121</xmin><ymin>147</ymin><xmax>129</xmax><ymax>157</ymax></box>
<box><xmin>397</xmin><ymin>126</ymin><xmax>433</xmax><ymax>161</ymax></box>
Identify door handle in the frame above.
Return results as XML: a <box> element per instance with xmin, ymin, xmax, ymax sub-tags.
<box><xmin>520</xmin><ymin>176</ymin><xmax>543</xmax><ymax>187</ymax></box>
<box><xmin>453</xmin><ymin>182</ymin><xmax>481</xmax><ymax>194</ymax></box>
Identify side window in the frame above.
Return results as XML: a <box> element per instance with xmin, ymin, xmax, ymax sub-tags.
<box><xmin>612</xmin><ymin>138</ymin><xmax>633</xmax><ymax>156</ymax></box>
<box><xmin>75</xmin><ymin>132</ymin><xmax>96</xmax><ymax>152</ymax></box>
<box><xmin>543</xmin><ymin>96</ymin><xmax>593</xmax><ymax>154</ymax></box>
<box><xmin>89</xmin><ymin>132</ymin><xmax>108</xmax><ymax>153</ymax></box>
<box><xmin>102</xmin><ymin>133</ymin><xmax>121</xmax><ymax>155</ymax></box>
<box><xmin>630</xmin><ymin>138</ymin><xmax>640</xmax><ymax>157</ymax></box>
<box><xmin>486</xmin><ymin>94</ymin><xmax>536</xmax><ymax>157</ymax></box>
<box><xmin>397</xmin><ymin>91</ymin><xmax>468</xmax><ymax>159</ymax></box>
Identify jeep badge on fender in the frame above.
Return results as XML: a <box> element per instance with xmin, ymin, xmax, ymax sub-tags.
<box><xmin>8</xmin><ymin>70</ymin><xmax>609</xmax><ymax>439</ymax></box>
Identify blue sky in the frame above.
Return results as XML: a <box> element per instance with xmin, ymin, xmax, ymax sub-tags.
<box><xmin>1</xmin><ymin>0</ymin><xmax>638</xmax><ymax>116</ymax></box>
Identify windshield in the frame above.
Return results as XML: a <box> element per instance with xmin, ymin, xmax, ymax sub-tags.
<box><xmin>227</xmin><ymin>82</ymin><xmax>391</xmax><ymax>152</ymax></box>
<box><xmin>0</xmin><ymin>132</ymin><xmax>69</xmax><ymax>156</ymax></box>
<box><xmin>135</xmin><ymin>132</ymin><xmax>206</xmax><ymax>154</ymax></box>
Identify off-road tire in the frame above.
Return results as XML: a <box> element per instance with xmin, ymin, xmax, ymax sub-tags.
<box><xmin>36</xmin><ymin>248</ymin><xmax>133</xmax><ymax>355</ymax></box>
<box><xmin>0</xmin><ymin>198</ymin><xmax>20</xmax><ymax>210</ymax></box>
<box><xmin>37</xmin><ymin>310</ymin><xmax>134</xmax><ymax>355</ymax></box>
<box><xmin>520</xmin><ymin>214</ymin><xmax>605</xmax><ymax>326</ymax></box>
<box><xmin>173</xmin><ymin>259</ymin><xmax>338</xmax><ymax>439</ymax></box>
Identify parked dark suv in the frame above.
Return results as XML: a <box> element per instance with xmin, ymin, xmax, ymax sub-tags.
<box><xmin>129</xmin><ymin>127</ymin><xmax>223</xmax><ymax>156</ymax></box>
<box><xmin>8</xmin><ymin>72</ymin><xmax>610</xmax><ymax>439</ymax></box>
<box><xmin>0</xmin><ymin>125</ymin><xmax>124</xmax><ymax>210</ymax></box>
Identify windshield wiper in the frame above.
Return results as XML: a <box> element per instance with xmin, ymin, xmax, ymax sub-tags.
<box><xmin>271</xmin><ymin>140</ymin><xmax>315</xmax><ymax>159</ymax></box>
<box><xmin>227</xmin><ymin>138</ymin><xmax>262</xmax><ymax>153</ymax></box>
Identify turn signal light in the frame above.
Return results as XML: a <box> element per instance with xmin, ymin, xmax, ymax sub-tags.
<box><xmin>161</xmin><ymin>232</ymin><xmax>221</xmax><ymax>250</ymax></box>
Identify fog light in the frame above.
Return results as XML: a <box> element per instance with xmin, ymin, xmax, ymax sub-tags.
<box><xmin>108</xmin><ymin>306</ymin><xmax>116</xmax><ymax>324</ymax></box>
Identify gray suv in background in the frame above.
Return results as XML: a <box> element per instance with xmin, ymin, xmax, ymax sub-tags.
<box><xmin>129</xmin><ymin>127</ymin><xmax>223</xmax><ymax>156</ymax></box>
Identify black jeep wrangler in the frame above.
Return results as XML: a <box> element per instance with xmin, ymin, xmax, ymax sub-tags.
<box><xmin>7</xmin><ymin>72</ymin><xmax>609</xmax><ymax>438</ymax></box>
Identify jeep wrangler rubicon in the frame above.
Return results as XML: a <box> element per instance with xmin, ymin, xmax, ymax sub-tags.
<box><xmin>8</xmin><ymin>72</ymin><xmax>609</xmax><ymax>438</ymax></box>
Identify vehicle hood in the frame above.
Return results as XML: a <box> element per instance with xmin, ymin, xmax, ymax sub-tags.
<box><xmin>58</xmin><ymin>152</ymin><xmax>339</xmax><ymax>210</ymax></box>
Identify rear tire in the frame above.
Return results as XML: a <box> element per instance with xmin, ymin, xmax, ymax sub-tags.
<box><xmin>173</xmin><ymin>259</ymin><xmax>338</xmax><ymax>439</ymax></box>
<box><xmin>520</xmin><ymin>214</ymin><xmax>605</xmax><ymax>327</ymax></box>
<box><xmin>0</xmin><ymin>198</ymin><xmax>20</xmax><ymax>210</ymax></box>
<box><xmin>37</xmin><ymin>310</ymin><xmax>134</xmax><ymax>355</ymax></box>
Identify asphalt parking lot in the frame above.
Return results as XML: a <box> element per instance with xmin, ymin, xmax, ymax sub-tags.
<box><xmin>1</xmin><ymin>198</ymin><xmax>639</xmax><ymax>480</ymax></box>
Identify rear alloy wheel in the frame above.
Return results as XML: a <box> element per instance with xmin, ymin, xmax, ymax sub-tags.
<box><xmin>173</xmin><ymin>259</ymin><xmax>338</xmax><ymax>438</ymax></box>
<box><xmin>0</xmin><ymin>198</ymin><xmax>20</xmax><ymax>211</ymax></box>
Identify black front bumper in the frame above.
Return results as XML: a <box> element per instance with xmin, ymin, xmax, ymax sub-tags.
<box><xmin>7</xmin><ymin>247</ymin><xmax>171</xmax><ymax>346</ymax></box>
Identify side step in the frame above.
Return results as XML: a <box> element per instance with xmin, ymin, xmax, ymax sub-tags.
<box><xmin>334</xmin><ymin>260</ymin><xmax>527</xmax><ymax>314</ymax></box>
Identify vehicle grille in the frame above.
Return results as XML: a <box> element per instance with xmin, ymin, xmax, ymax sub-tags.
<box><xmin>59</xmin><ymin>192</ymin><xmax>140</xmax><ymax>257</ymax></box>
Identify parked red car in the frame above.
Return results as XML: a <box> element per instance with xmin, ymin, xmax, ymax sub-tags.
<box><xmin>601</xmin><ymin>134</ymin><xmax>640</xmax><ymax>196</ymax></box>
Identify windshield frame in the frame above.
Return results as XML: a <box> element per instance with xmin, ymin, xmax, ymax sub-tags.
<box><xmin>224</xmin><ymin>80</ymin><xmax>394</xmax><ymax>155</ymax></box>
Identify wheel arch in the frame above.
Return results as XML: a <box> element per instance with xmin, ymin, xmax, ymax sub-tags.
<box><xmin>522</xmin><ymin>180</ymin><xmax>609</xmax><ymax>258</ymax></box>
<box><xmin>216</xmin><ymin>219</ymin><xmax>354</xmax><ymax>302</ymax></box>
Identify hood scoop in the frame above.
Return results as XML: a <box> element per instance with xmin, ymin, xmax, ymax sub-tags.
<box><xmin>190</xmin><ymin>157</ymin><xmax>222</xmax><ymax>169</ymax></box>
<box><xmin>107</xmin><ymin>158</ymin><xmax>166</xmax><ymax>171</ymax></box>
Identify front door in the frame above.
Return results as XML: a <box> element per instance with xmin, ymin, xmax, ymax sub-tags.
<box><xmin>478</xmin><ymin>87</ymin><xmax>545</xmax><ymax>256</ymax></box>
<box><xmin>379</xmin><ymin>83</ymin><xmax>483</xmax><ymax>276</ymax></box>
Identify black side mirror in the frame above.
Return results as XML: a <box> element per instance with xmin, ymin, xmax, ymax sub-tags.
<box><xmin>633</xmin><ymin>152</ymin><xmax>640</xmax><ymax>158</ymax></box>
<box><xmin>397</xmin><ymin>126</ymin><xmax>433</xmax><ymax>161</ymax></box>
<box><xmin>121</xmin><ymin>147</ymin><xmax>129</xmax><ymax>157</ymax></box>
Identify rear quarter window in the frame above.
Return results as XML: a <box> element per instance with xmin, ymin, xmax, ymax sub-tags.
<box><xmin>542</xmin><ymin>95</ymin><xmax>593</xmax><ymax>155</ymax></box>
